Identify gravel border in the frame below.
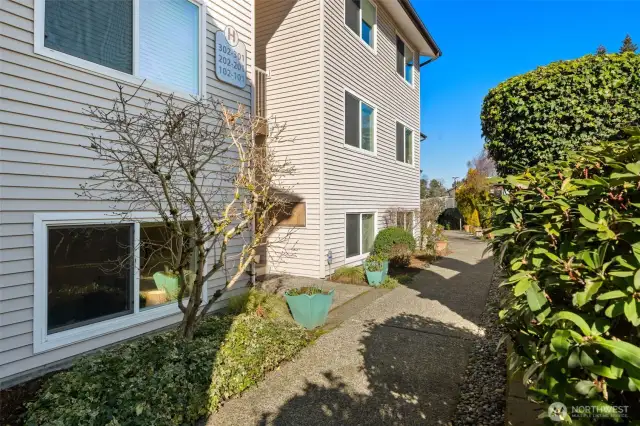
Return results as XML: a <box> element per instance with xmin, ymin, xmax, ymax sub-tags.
<box><xmin>452</xmin><ymin>266</ymin><xmax>507</xmax><ymax>426</ymax></box>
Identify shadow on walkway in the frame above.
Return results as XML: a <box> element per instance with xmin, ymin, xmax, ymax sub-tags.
<box><xmin>259</xmin><ymin>314</ymin><xmax>481</xmax><ymax>425</ymax></box>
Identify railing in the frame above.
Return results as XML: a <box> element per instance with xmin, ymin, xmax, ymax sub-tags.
<box><xmin>255</xmin><ymin>67</ymin><xmax>268</xmax><ymax>119</ymax></box>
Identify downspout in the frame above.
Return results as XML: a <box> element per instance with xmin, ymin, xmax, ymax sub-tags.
<box><xmin>250</xmin><ymin>0</ymin><xmax>257</xmax><ymax>286</ymax></box>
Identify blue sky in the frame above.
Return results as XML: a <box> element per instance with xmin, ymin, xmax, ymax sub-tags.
<box><xmin>416</xmin><ymin>0</ymin><xmax>640</xmax><ymax>188</ymax></box>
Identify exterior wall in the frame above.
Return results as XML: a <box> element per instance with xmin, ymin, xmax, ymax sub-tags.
<box><xmin>255</xmin><ymin>0</ymin><xmax>322</xmax><ymax>277</ymax></box>
<box><xmin>0</xmin><ymin>0</ymin><xmax>254</xmax><ymax>383</ymax></box>
<box><xmin>322</xmin><ymin>0</ymin><xmax>422</xmax><ymax>271</ymax></box>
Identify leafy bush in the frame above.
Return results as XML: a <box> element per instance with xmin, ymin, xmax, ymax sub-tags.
<box><xmin>25</xmin><ymin>314</ymin><xmax>309</xmax><ymax>425</ymax></box>
<box><xmin>373</xmin><ymin>227</ymin><xmax>416</xmax><ymax>267</ymax></box>
<box><xmin>491</xmin><ymin>128</ymin><xmax>640</xmax><ymax>420</ymax></box>
<box><xmin>331</xmin><ymin>265</ymin><xmax>365</xmax><ymax>284</ymax></box>
<box><xmin>207</xmin><ymin>315</ymin><xmax>309</xmax><ymax>412</ymax></box>
<box><xmin>482</xmin><ymin>53</ymin><xmax>640</xmax><ymax>176</ymax></box>
<box><xmin>228</xmin><ymin>288</ymin><xmax>292</xmax><ymax>320</ymax></box>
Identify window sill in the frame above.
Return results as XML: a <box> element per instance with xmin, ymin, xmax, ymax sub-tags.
<box><xmin>344</xmin><ymin>252</ymin><xmax>370</xmax><ymax>265</ymax></box>
<box><xmin>33</xmin><ymin>45</ymin><xmax>204</xmax><ymax>102</ymax></box>
<box><xmin>344</xmin><ymin>143</ymin><xmax>376</xmax><ymax>157</ymax></box>
<box><xmin>34</xmin><ymin>301</ymin><xmax>186</xmax><ymax>353</ymax></box>
<box><xmin>343</xmin><ymin>24</ymin><xmax>377</xmax><ymax>55</ymax></box>
<box><xmin>396</xmin><ymin>160</ymin><xmax>416</xmax><ymax>169</ymax></box>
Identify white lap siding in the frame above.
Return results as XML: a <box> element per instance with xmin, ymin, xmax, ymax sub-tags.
<box><xmin>0</xmin><ymin>0</ymin><xmax>254</xmax><ymax>384</ymax></box>
<box><xmin>321</xmin><ymin>0</ymin><xmax>421</xmax><ymax>270</ymax></box>
<box><xmin>256</xmin><ymin>0</ymin><xmax>322</xmax><ymax>277</ymax></box>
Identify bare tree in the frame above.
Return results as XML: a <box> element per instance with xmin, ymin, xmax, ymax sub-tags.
<box><xmin>468</xmin><ymin>148</ymin><xmax>496</xmax><ymax>178</ymax></box>
<box><xmin>79</xmin><ymin>83</ymin><xmax>294</xmax><ymax>339</ymax></box>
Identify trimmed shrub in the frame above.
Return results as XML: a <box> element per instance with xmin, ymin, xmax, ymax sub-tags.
<box><xmin>373</xmin><ymin>227</ymin><xmax>416</xmax><ymax>268</ymax></box>
<box><xmin>482</xmin><ymin>53</ymin><xmax>640</xmax><ymax>176</ymax></box>
<box><xmin>491</xmin><ymin>128</ymin><xmax>640</xmax><ymax>419</ymax></box>
<box><xmin>25</xmin><ymin>314</ymin><xmax>309</xmax><ymax>425</ymax></box>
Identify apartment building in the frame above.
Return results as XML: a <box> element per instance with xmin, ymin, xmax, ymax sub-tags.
<box><xmin>256</xmin><ymin>0</ymin><xmax>440</xmax><ymax>278</ymax></box>
<box><xmin>0</xmin><ymin>0</ymin><xmax>439</xmax><ymax>384</ymax></box>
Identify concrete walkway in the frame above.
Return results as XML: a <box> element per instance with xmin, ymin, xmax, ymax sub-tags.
<box><xmin>207</xmin><ymin>232</ymin><xmax>494</xmax><ymax>426</ymax></box>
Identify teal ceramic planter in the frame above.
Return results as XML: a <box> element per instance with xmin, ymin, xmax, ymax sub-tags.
<box><xmin>285</xmin><ymin>289</ymin><xmax>334</xmax><ymax>329</ymax></box>
<box><xmin>365</xmin><ymin>269</ymin><xmax>383</xmax><ymax>287</ymax></box>
<box><xmin>382</xmin><ymin>260</ymin><xmax>389</xmax><ymax>280</ymax></box>
<box><xmin>153</xmin><ymin>272</ymin><xmax>180</xmax><ymax>299</ymax></box>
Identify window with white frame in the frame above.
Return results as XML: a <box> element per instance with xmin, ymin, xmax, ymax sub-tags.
<box><xmin>34</xmin><ymin>214</ymin><xmax>203</xmax><ymax>352</ymax></box>
<box><xmin>397</xmin><ymin>211</ymin><xmax>414</xmax><ymax>232</ymax></box>
<box><xmin>346</xmin><ymin>213</ymin><xmax>375</xmax><ymax>258</ymax></box>
<box><xmin>345</xmin><ymin>91</ymin><xmax>375</xmax><ymax>152</ymax></box>
<box><xmin>345</xmin><ymin>0</ymin><xmax>376</xmax><ymax>48</ymax></box>
<box><xmin>39</xmin><ymin>0</ymin><xmax>202</xmax><ymax>95</ymax></box>
<box><xmin>396</xmin><ymin>122</ymin><xmax>414</xmax><ymax>164</ymax></box>
<box><xmin>396</xmin><ymin>36</ymin><xmax>414</xmax><ymax>84</ymax></box>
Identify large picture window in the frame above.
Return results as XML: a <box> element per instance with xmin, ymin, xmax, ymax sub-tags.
<box><xmin>34</xmin><ymin>214</ymin><xmax>206</xmax><ymax>353</ymax></box>
<box><xmin>346</xmin><ymin>213</ymin><xmax>375</xmax><ymax>258</ymax></box>
<box><xmin>345</xmin><ymin>0</ymin><xmax>376</xmax><ymax>48</ymax></box>
<box><xmin>38</xmin><ymin>0</ymin><xmax>202</xmax><ymax>95</ymax></box>
<box><xmin>345</xmin><ymin>90</ymin><xmax>375</xmax><ymax>152</ymax></box>
<box><xmin>396</xmin><ymin>122</ymin><xmax>414</xmax><ymax>164</ymax></box>
<box><xmin>396</xmin><ymin>36</ymin><xmax>414</xmax><ymax>85</ymax></box>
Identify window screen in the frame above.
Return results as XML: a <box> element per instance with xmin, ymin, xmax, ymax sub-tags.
<box><xmin>47</xmin><ymin>225</ymin><xmax>133</xmax><ymax>333</ymax></box>
<box><xmin>396</xmin><ymin>36</ymin><xmax>405</xmax><ymax>76</ymax></box>
<box><xmin>139</xmin><ymin>0</ymin><xmax>199</xmax><ymax>95</ymax></box>
<box><xmin>345</xmin><ymin>91</ymin><xmax>360</xmax><ymax>148</ymax></box>
<box><xmin>346</xmin><ymin>214</ymin><xmax>361</xmax><ymax>258</ymax></box>
<box><xmin>361</xmin><ymin>0</ymin><xmax>375</xmax><ymax>46</ymax></box>
<box><xmin>405</xmin><ymin>128</ymin><xmax>413</xmax><ymax>164</ymax></box>
<box><xmin>361</xmin><ymin>102</ymin><xmax>374</xmax><ymax>151</ymax></box>
<box><xmin>44</xmin><ymin>0</ymin><xmax>133</xmax><ymax>73</ymax></box>
<box><xmin>405</xmin><ymin>45</ymin><xmax>414</xmax><ymax>84</ymax></box>
<box><xmin>362</xmin><ymin>214</ymin><xmax>375</xmax><ymax>254</ymax></box>
<box><xmin>396</xmin><ymin>122</ymin><xmax>405</xmax><ymax>161</ymax></box>
<box><xmin>345</xmin><ymin>0</ymin><xmax>360</xmax><ymax>35</ymax></box>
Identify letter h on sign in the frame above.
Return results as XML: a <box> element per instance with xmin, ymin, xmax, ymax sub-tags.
<box><xmin>225</xmin><ymin>26</ymin><xmax>238</xmax><ymax>46</ymax></box>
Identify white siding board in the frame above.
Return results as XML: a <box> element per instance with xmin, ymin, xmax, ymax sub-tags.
<box><xmin>0</xmin><ymin>0</ymin><xmax>255</xmax><ymax>380</ymax></box>
<box><xmin>321</xmin><ymin>0</ymin><xmax>421</xmax><ymax>270</ymax></box>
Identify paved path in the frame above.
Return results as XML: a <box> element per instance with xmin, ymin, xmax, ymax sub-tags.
<box><xmin>208</xmin><ymin>232</ymin><xmax>494</xmax><ymax>425</ymax></box>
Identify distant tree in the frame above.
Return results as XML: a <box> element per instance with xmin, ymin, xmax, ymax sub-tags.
<box><xmin>420</xmin><ymin>178</ymin><xmax>428</xmax><ymax>198</ymax></box>
<box><xmin>596</xmin><ymin>45</ymin><xmax>607</xmax><ymax>55</ymax></box>
<box><xmin>426</xmin><ymin>179</ymin><xmax>447</xmax><ymax>198</ymax></box>
<box><xmin>467</xmin><ymin>149</ymin><xmax>496</xmax><ymax>177</ymax></box>
<box><xmin>620</xmin><ymin>34</ymin><xmax>638</xmax><ymax>53</ymax></box>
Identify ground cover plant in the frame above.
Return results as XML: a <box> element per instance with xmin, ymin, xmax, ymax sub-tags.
<box><xmin>491</xmin><ymin>128</ymin><xmax>640</xmax><ymax>422</ymax></box>
<box><xmin>482</xmin><ymin>53</ymin><xmax>640</xmax><ymax>176</ymax></box>
<box><xmin>24</xmin><ymin>292</ymin><xmax>310</xmax><ymax>426</ymax></box>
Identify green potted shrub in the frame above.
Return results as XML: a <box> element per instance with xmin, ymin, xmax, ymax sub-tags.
<box><xmin>363</xmin><ymin>254</ymin><xmax>384</xmax><ymax>287</ymax></box>
<box><xmin>284</xmin><ymin>287</ymin><xmax>334</xmax><ymax>329</ymax></box>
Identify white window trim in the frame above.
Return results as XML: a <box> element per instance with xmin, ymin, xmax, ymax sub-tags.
<box><xmin>33</xmin><ymin>0</ymin><xmax>208</xmax><ymax>99</ymax></box>
<box><xmin>344</xmin><ymin>87</ymin><xmax>377</xmax><ymax>155</ymax></box>
<box><xmin>33</xmin><ymin>212</ymin><xmax>208</xmax><ymax>353</ymax></box>
<box><xmin>343</xmin><ymin>0</ymin><xmax>377</xmax><ymax>54</ymax></box>
<box><xmin>396</xmin><ymin>32</ymin><xmax>415</xmax><ymax>88</ymax></box>
<box><xmin>344</xmin><ymin>211</ymin><xmax>377</xmax><ymax>262</ymax></box>
<box><xmin>396</xmin><ymin>119</ymin><xmax>415</xmax><ymax>167</ymax></box>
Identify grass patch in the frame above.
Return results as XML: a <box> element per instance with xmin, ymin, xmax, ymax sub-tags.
<box><xmin>379</xmin><ymin>276</ymin><xmax>400</xmax><ymax>289</ymax></box>
<box><xmin>25</xmin><ymin>293</ymin><xmax>310</xmax><ymax>426</ymax></box>
<box><xmin>330</xmin><ymin>265</ymin><xmax>365</xmax><ymax>285</ymax></box>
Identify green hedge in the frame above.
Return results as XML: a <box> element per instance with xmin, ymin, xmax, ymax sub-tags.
<box><xmin>25</xmin><ymin>308</ymin><xmax>309</xmax><ymax>425</ymax></box>
<box><xmin>482</xmin><ymin>53</ymin><xmax>640</xmax><ymax>176</ymax></box>
<box><xmin>373</xmin><ymin>227</ymin><xmax>416</xmax><ymax>267</ymax></box>
<box><xmin>490</xmin><ymin>128</ymin><xmax>640</xmax><ymax>420</ymax></box>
